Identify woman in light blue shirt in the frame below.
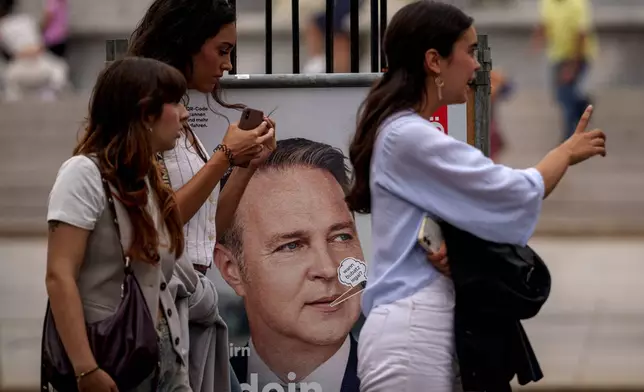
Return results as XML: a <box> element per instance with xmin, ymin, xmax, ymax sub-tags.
<box><xmin>346</xmin><ymin>2</ymin><xmax>606</xmax><ymax>391</ymax></box>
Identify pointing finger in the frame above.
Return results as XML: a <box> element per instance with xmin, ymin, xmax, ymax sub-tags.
<box><xmin>574</xmin><ymin>105</ymin><xmax>593</xmax><ymax>134</ymax></box>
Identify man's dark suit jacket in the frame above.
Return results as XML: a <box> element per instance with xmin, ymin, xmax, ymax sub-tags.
<box><xmin>230</xmin><ymin>334</ymin><xmax>360</xmax><ymax>392</ymax></box>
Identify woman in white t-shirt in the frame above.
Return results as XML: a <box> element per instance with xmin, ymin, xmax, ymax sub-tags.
<box><xmin>46</xmin><ymin>57</ymin><xmax>192</xmax><ymax>391</ymax></box>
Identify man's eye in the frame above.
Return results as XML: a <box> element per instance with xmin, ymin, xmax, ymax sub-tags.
<box><xmin>275</xmin><ymin>241</ymin><xmax>301</xmax><ymax>252</ymax></box>
<box><xmin>333</xmin><ymin>233</ymin><xmax>353</xmax><ymax>242</ymax></box>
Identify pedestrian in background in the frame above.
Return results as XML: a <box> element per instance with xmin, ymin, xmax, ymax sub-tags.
<box><xmin>532</xmin><ymin>0</ymin><xmax>596</xmax><ymax>141</ymax></box>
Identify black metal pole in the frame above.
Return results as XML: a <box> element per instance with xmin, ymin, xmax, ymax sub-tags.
<box><xmin>292</xmin><ymin>0</ymin><xmax>300</xmax><ymax>73</ymax></box>
<box><xmin>265</xmin><ymin>0</ymin><xmax>272</xmax><ymax>74</ymax></box>
<box><xmin>230</xmin><ymin>0</ymin><xmax>237</xmax><ymax>74</ymax></box>
<box><xmin>350</xmin><ymin>0</ymin><xmax>359</xmax><ymax>73</ymax></box>
<box><xmin>370</xmin><ymin>0</ymin><xmax>379</xmax><ymax>72</ymax></box>
<box><xmin>379</xmin><ymin>0</ymin><xmax>387</xmax><ymax>71</ymax></box>
<box><xmin>325</xmin><ymin>0</ymin><xmax>335</xmax><ymax>73</ymax></box>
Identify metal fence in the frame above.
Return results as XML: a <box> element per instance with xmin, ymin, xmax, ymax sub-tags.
<box><xmin>104</xmin><ymin>0</ymin><xmax>491</xmax><ymax>152</ymax></box>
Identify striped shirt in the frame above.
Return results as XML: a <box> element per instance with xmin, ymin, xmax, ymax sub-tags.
<box><xmin>161</xmin><ymin>131</ymin><xmax>219</xmax><ymax>268</ymax></box>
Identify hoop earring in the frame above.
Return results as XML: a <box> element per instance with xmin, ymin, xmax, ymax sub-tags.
<box><xmin>435</xmin><ymin>76</ymin><xmax>445</xmax><ymax>101</ymax></box>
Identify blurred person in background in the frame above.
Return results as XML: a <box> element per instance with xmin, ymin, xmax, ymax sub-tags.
<box><xmin>532</xmin><ymin>0</ymin><xmax>596</xmax><ymax>141</ymax></box>
<box><xmin>41</xmin><ymin>0</ymin><xmax>69</xmax><ymax>59</ymax></box>
<box><xmin>45</xmin><ymin>57</ymin><xmax>191</xmax><ymax>392</ymax></box>
<box><xmin>489</xmin><ymin>69</ymin><xmax>515</xmax><ymax>162</ymax></box>
<box><xmin>303</xmin><ymin>0</ymin><xmax>364</xmax><ymax>73</ymax></box>
<box><xmin>0</xmin><ymin>0</ymin><xmax>12</xmax><ymax>60</ymax></box>
<box><xmin>0</xmin><ymin>0</ymin><xmax>68</xmax><ymax>100</ymax></box>
<box><xmin>128</xmin><ymin>0</ymin><xmax>276</xmax><ymax>390</ymax></box>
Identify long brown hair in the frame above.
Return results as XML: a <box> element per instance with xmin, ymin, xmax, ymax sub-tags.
<box><xmin>127</xmin><ymin>0</ymin><xmax>246</xmax><ymax>160</ymax></box>
<box><xmin>128</xmin><ymin>2</ymin><xmax>244</xmax><ymax>102</ymax></box>
<box><xmin>346</xmin><ymin>1</ymin><xmax>473</xmax><ymax>214</ymax></box>
<box><xmin>74</xmin><ymin>57</ymin><xmax>186</xmax><ymax>263</ymax></box>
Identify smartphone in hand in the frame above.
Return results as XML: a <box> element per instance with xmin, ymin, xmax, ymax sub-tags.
<box><xmin>417</xmin><ymin>215</ymin><xmax>444</xmax><ymax>255</ymax></box>
<box><xmin>239</xmin><ymin>108</ymin><xmax>264</xmax><ymax>130</ymax></box>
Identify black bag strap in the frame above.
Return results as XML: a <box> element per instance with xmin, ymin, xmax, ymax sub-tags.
<box><xmin>86</xmin><ymin>155</ymin><xmax>133</xmax><ymax>276</ymax></box>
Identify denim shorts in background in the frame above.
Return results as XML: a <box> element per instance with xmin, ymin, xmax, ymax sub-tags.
<box><xmin>314</xmin><ymin>0</ymin><xmax>365</xmax><ymax>35</ymax></box>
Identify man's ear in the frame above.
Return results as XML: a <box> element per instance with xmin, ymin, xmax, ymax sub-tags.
<box><xmin>424</xmin><ymin>48</ymin><xmax>442</xmax><ymax>76</ymax></box>
<box><xmin>214</xmin><ymin>243</ymin><xmax>246</xmax><ymax>297</ymax></box>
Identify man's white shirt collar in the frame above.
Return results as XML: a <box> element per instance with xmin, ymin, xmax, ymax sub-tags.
<box><xmin>247</xmin><ymin>335</ymin><xmax>351</xmax><ymax>392</ymax></box>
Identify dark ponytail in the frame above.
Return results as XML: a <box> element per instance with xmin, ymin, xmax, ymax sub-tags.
<box><xmin>346</xmin><ymin>1</ymin><xmax>473</xmax><ymax>213</ymax></box>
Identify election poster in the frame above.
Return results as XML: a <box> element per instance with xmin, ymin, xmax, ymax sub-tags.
<box><xmin>184</xmin><ymin>84</ymin><xmax>468</xmax><ymax>392</ymax></box>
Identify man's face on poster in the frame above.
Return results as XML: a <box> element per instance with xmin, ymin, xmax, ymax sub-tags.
<box><xmin>218</xmin><ymin>166</ymin><xmax>364</xmax><ymax>346</ymax></box>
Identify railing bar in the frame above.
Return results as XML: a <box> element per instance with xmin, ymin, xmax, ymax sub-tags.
<box><xmin>369</xmin><ymin>0</ymin><xmax>379</xmax><ymax>72</ymax></box>
<box><xmin>292</xmin><ymin>0</ymin><xmax>300</xmax><ymax>73</ymax></box>
<box><xmin>265</xmin><ymin>0</ymin><xmax>273</xmax><ymax>74</ymax></box>
<box><xmin>350</xmin><ymin>0</ymin><xmax>360</xmax><ymax>73</ymax></box>
<box><xmin>325</xmin><ymin>0</ymin><xmax>335</xmax><ymax>73</ymax></box>
<box><xmin>230</xmin><ymin>0</ymin><xmax>237</xmax><ymax>74</ymax></box>
<box><xmin>379</xmin><ymin>0</ymin><xmax>387</xmax><ymax>71</ymax></box>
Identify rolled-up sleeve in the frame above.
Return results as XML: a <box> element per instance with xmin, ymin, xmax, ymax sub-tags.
<box><xmin>375</xmin><ymin>120</ymin><xmax>544</xmax><ymax>246</ymax></box>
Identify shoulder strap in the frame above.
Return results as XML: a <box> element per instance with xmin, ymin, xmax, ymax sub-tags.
<box><xmin>86</xmin><ymin>155</ymin><xmax>132</xmax><ymax>275</ymax></box>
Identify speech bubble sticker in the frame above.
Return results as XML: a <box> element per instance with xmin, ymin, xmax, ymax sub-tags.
<box><xmin>337</xmin><ymin>257</ymin><xmax>367</xmax><ymax>287</ymax></box>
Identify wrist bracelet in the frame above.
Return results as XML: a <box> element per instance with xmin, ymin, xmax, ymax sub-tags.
<box><xmin>76</xmin><ymin>366</ymin><xmax>99</xmax><ymax>383</ymax></box>
<box><xmin>214</xmin><ymin>144</ymin><xmax>235</xmax><ymax>166</ymax></box>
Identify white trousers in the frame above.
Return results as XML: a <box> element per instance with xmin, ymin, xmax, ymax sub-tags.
<box><xmin>357</xmin><ymin>275</ymin><xmax>463</xmax><ymax>392</ymax></box>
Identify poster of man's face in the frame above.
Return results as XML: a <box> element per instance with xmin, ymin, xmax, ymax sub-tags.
<box><xmin>215</xmin><ymin>138</ymin><xmax>364</xmax><ymax>391</ymax></box>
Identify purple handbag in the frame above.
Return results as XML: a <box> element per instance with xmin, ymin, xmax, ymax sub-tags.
<box><xmin>40</xmin><ymin>160</ymin><xmax>159</xmax><ymax>391</ymax></box>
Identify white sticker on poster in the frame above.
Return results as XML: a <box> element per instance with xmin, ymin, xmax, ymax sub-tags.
<box><xmin>337</xmin><ymin>257</ymin><xmax>367</xmax><ymax>287</ymax></box>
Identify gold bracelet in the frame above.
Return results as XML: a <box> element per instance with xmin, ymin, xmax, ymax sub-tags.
<box><xmin>76</xmin><ymin>366</ymin><xmax>100</xmax><ymax>383</ymax></box>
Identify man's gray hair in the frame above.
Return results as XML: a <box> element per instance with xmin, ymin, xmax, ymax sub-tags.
<box><xmin>218</xmin><ymin>138</ymin><xmax>351</xmax><ymax>270</ymax></box>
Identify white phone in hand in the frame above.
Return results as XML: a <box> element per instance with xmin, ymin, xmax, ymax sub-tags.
<box><xmin>417</xmin><ymin>215</ymin><xmax>444</xmax><ymax>255</ymax></box>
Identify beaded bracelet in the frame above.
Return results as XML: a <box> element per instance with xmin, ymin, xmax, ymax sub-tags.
<box><xmin>214</xmin><ymin>144</ymin><xmax>235</xmax><ymax>166</ymax></box>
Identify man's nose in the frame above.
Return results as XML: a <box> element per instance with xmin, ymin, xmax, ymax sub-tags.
<box><xmin>308</xmin><ymin>248</ymin><xmax>338</xmax><ymax>281</ymax></box>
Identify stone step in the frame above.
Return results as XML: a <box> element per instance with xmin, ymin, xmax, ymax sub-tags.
<box><xmin>0</xmin><ymin>89</ymin><xmax>642</xmax><ymax>235</ymax></box>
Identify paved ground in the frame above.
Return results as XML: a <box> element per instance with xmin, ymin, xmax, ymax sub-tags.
<box><xmin>1</xmin><ymin>236</ymin><xmax>644</xmax><ymax>390</ymax></box>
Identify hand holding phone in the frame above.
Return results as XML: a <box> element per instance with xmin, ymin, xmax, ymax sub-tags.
<box><xmin>239</xmin><ymin>108</ymin><xmax>265</xmax><ymax>130</ymax></box>
<box><xmin>417</xmin><ymin>215</ymin><xmax>444</xmax><ymax>255</ymax></box>
<box><xmin>220</xmin><ymin>115</ymin><xmax>273</xmax><ymax>167</ymax></box>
